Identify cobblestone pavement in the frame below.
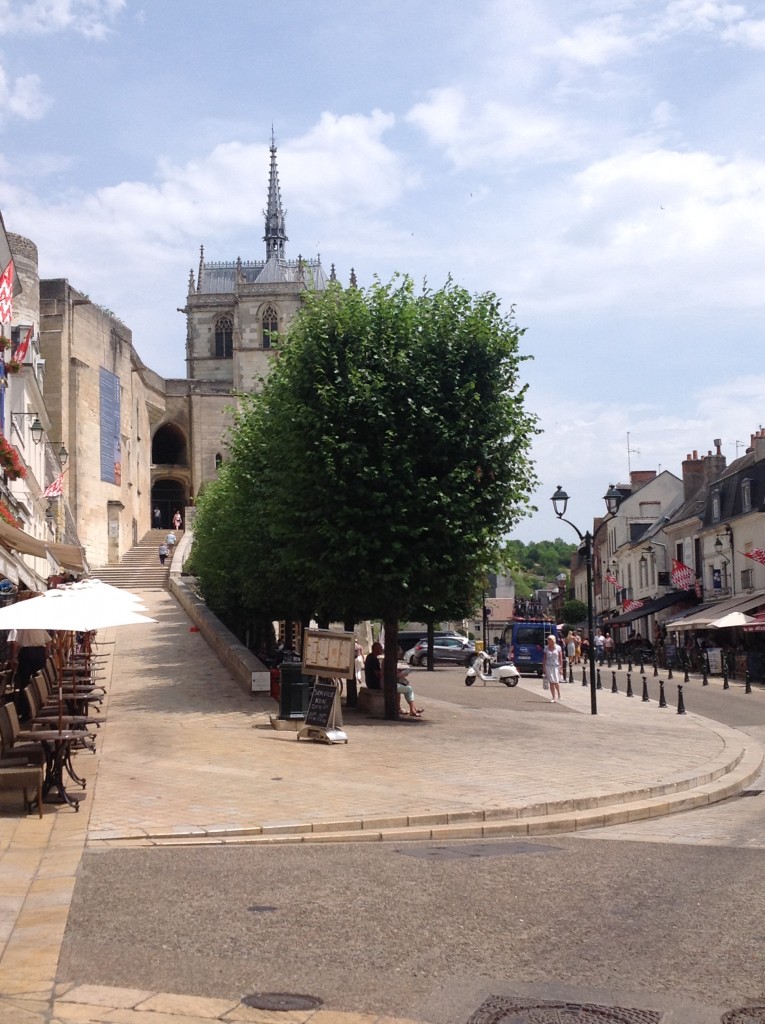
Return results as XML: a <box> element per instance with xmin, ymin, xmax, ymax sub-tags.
<box><xmin>0</xmin><ymin>588</ymin><xmax>762</xmax><ymax>1023</ymax></box>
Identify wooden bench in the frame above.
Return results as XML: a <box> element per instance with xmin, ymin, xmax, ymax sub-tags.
<box><xmin>0</xmin><ymin>763</ymin><xmax>43</xmax><ymax>817</ymax></box>
<box><xmin>357</xmin><ymin>686</ymin><xmax>385</xmax><ymax>717</ymax></box>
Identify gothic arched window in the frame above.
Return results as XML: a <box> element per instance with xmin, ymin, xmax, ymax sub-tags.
<box><xmin>214</xmin><ymin>315</ymin><xmax>233</xmax><ymax>359</ymax></box>
<box><xmin>215</xmin><ymin>453</ymin><xmax>223</xmax><ymax>471</ymax></box>
<box><xmin>262</xmin><ymin>306</ymin><xmax>278</xmax><ymax>349</ymax></box>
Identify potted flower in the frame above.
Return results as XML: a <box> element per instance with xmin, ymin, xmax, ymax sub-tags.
<box><xmin>5</xmin><ymin>360</ymin><xmax>21</xmax><ymax>374</ymax></box>
<box><xmin>0</xmin><ymin>435</ymin><xmax>27</xmax><ymax>480</ymax></box>
<box><xmin>0</xmin><ymin>499</ymin><xmax>21</xmax><ymax>527</ymax></box>
<box><xmin>0</xmin><ymin>337</ymin><xmax>10</xmax><ymax>351</ymax></box>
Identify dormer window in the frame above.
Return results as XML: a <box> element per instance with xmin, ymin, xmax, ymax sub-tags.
<box><xmin>742</xmin><ymin>478</ymin><xmax>753</xmax><ymax>513</ymax></box>
<box><xmin>262</xmin><ymin>306</ymin><xmax>278</xmax><ymax>349</ymax></box>
<box><xmin>711</xmin><ymin>489</ymin><xmax>721</xmax><ymax>523</ymax></box>
<box><xmin>214</xmin><ymin>315</ymin><xmax>233</xmax><ymax>359</ymax></box>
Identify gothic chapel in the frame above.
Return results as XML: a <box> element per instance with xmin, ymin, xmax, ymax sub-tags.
<box><xmin>156</xmin><ymin>137</ymin><xmax>332</xmax><ymax>519</ymax></box>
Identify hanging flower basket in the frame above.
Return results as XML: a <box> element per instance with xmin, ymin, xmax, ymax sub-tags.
<box><xmin>0</xmin><ymin>435</ymin><xmax>26</xmax><ymax>480</ymax></box>
<box><xmin>0</xmin><ymin>337</ymin><xmax>10</xmax><ymax>351</ymax></box>
<box><xmin>0</xmin><ymin>499</ymin><xmax>21</xmax><ymax>528</ymax></box>
<box><xmin>5</xmin><ymin>360</ymin><xmax>21</xmax><ymax>374</ymax></box>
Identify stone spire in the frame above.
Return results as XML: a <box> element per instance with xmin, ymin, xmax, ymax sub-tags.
<box><xmin>263</xmin><ymin>130</ymin><xmax>288</xmax><ymax>261</ymax></box>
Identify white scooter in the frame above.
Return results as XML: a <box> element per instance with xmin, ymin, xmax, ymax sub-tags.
<box><xmin>465</xmin><ymin>650</ymin><xmax>520</xmax><ymax>687</ymax></box>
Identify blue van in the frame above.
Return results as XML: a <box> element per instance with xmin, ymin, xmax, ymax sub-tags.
<box><xmin>501</xmin><ymin>620</ymin><xmax>558</xmax><ymax>676</ymax></box>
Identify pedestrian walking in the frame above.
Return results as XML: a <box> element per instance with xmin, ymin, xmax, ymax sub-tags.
<box><xmin>158</xmin><ymin>542</ymin><xmax>168</xmax><ymax>565</ymax></box>
<box><xmin>543</xmin><ymin>633</ymin><xmax>562</xmax><ymax>703</ymax></box>
<box><xmin>165</xmin><ymin>532</ymin><xmax>176</xmax><ymax>559</ymax></box>
<box><xmin>172</xmin><ymin>510</ymin><xmax>182</xmax><ymax>531</ymax></box>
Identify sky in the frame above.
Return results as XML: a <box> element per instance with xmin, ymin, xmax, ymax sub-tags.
<box><xmin>2</xmin><ymin>0</ymin><xmax>765</xmax><ymax>543</ymax></box>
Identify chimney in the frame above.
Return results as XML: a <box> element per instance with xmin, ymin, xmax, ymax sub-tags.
<box><xmin>753</xmin><ymin>428</ymin><xmax>765</xmax><ymax>464</ymax></box>
<box><xmin>629</xmin><ymin>470</ymin><xmax>657</xmax><ymax>490</ymax></box>
<box><xmin>703</xmin><ymin>438</ymin><xmax>727</xmax><ymax>485</ymax></box>
<box><xmin>682</xmin><ymin>450</ymin><xmax>705</xmax><ymax>502</ymax></box>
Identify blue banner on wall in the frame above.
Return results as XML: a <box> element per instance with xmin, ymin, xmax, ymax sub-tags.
<box><xmin>99</xmin><ymin>368</ymin><xmax>121</xmax><ymax>484</ymax></box>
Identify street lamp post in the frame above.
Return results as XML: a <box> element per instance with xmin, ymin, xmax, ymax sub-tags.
<box><xmin>551</xmin><ymin>484</ymin><xmax>623</xmax><ymax>715</ymax></box>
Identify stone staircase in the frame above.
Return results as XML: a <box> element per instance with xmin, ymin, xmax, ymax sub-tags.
<box><xmin>90</xmin><ymin>529</ymin><xmax>173</xmax><ymax>591</ymax></box>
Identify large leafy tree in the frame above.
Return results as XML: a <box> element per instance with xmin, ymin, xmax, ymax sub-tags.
<box><xmin>192</xmin><ymin>276</ymin><xmax>539</xmax><ymax>716</ymax></box>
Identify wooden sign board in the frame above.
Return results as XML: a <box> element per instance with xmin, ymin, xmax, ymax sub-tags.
<box><xmin>302</xmin><ymin>629</ymin><xmax>355</xmax><ymax>678</ymax></box>
<box><xmin>304</xmin><ymin>682</ymin><xmax>337</xmax><ymax>729</ymax></box>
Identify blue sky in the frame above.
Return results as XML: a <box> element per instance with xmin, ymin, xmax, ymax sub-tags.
<box><xmin>3</xmin><ymin>0</ymin><xmax>765</xmax><ymax>542</ymax></box>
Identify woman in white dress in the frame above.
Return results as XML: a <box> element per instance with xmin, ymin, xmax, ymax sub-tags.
<box><xmin>543</xmin><ymin>633</ymin><xmax>562</xmax><ymax>704</ymax></box>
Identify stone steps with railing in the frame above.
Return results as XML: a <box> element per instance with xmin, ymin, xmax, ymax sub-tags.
<box><xmin>89</xmin><ymin>529</ymin><xmax>177</xmax><ymax>590</ymax></box>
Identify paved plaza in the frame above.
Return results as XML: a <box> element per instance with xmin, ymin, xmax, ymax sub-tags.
<box><xmin>0</xmin><ymin>588</ymin><xmax>762</xmax><ymax>1024</ymax></box>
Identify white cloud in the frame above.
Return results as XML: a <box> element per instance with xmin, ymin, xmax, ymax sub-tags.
<box><xmin>721</xmin><ymin>16</ymin><xmax>765</xmax><ymax>47</ymax></box>
<box><xmin>0</xmin><ymin>67</ymin><xmax>49</xmax><ymax>121</ymax></box>
<box><xmin>407</xmin><ymin>86</ymin><xmax>582</xmax><ymax>169</ymax></box>
<box><xmin>538</xmin><ymin>15</ymin><xmax>635</xmax><ymax>66</ymax></box>
<box><xmin>0</xmin><ymin>0</ymin><xmax>125</xmax><ymax>39</ymax></box>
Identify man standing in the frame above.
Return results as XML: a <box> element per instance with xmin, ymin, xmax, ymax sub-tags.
<box><xmin>153</xmin><ymin>506</ymin><xmax>161</xmax><ymax>529</ymax></box>
<box><xmin>9</xmin><ymin>626</ymin><xmax>52</xmax><ymax>718</ymax></box>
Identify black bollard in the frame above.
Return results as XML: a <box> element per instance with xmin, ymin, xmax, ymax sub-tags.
<box><xmin>596</xmin><ymin>668</ymin><xmax>602</xmax><ymax>690</ymax></box>
<box><xmin>745</xmin><ymin>670</ymin><xmax>752</xmax><ymax>694</ymax></box>
<box><xmin>641</xmin><ymin>675</ymin><xmax>650</xmax><ymax>702</ymax></box>
<box><xmin>626</xmin><ymin>673</ymin><xmax>634</xmax><ymax>697</ymax></box>
<box><xmin>677</xmin><ymin>684</ymin><xmax>686</xmax><ymax>715</ymax></box>
<box><xmin>611</xmin><ymin>671</ymin><xmax>618</xmax><ymax>694</ymax></box>
<box><xmin>667</xmin><ymin>664</ymin><xmax>673</xmax><ymax>680</ymax></box>
<box><xmin>569</xmin><ymin>663</ymin><xmax>574</xmax><ymax>684</ymax></box>
<box><xmin>702</xmin><ymin>666</ymin><xmax>709</xmax><ymax>686</ymax></box>
<box><xmin>627</xmin><ymin>657</ymin><xmax>632</xmax><ymax>674</ymax></box>
<box><xmin>683</xmin><ymin>665</ymin><xmax>689</xmax><ymax>683</ymax></box>
<box><xmin>582</xmin><ymin>666</ymin><xmax>588</xmax><ymax>687</ymax></box>
<box><xmin>617</xmin><ymin>653</ymin><xmax>622</xmax><ymax>671</ymax></box>
<box><xmin>658</xmin><ymin>679</ymin><xmax>667</xmax><ymax>708</ymax></box>
<box><xmin>639</xmin><ymin>657</ymin><xmax>644</xmax><ymax>674</ymax></box>
<box><xmin>723</xmin><ymin>664</ymin><xmax>729</xmax><ymax>690</ymax></box>
<box><xmin>653</xmin><ymin>657</ymin><xmax>658</xmax><ymax>677</ymax></box>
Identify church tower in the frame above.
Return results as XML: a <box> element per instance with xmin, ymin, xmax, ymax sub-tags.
<box><xmin>157</xmin><ymin>139</ymin><xmax>330</xmax><ymax>511</ymax></box>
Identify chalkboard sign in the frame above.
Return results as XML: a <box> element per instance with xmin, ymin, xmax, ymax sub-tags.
<box><xmin>304</xmin><ymin>682</ymin><xmax>337</xmax><ymax>729</ymax></box>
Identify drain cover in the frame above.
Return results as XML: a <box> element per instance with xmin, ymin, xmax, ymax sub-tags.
<box><xmin>722</xmin><ymin>1009</ymin><xmax>765</xmax><ymax>1023</ymax></box>
<box><xmin>242</xmin><ymin>992</ymin><xmax>323</xmax><ymax>1011</ymax></box>
<box><xmin>397</xmin><ymin>841</ymin><xmax>562</xmax><ymax>860</ymax></box>
<box><xmin>467</xmin><ymin>996</ymin><xmax>663</xmax><ymax>1023</ymax></box>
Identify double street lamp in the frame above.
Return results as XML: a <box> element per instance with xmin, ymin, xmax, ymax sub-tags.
<box><xmin>551</xmin><ymin>483</ymin><xmax>623</xmax><ymax>715</ymax></box>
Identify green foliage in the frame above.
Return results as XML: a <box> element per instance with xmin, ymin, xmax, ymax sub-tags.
<box><xmin>191</xmin><ymin>275</ymin><xmax>539</xmax><ymax>632</ymax></box>
<box><xmin>561</xmin><ymin>598</ymin><xmax>588</xmax><ymax>624</ymax></box>
<box><xmin>502</xmin><ymin>537</ymin><xmax>576</xmax><ymax>597</ymax></box>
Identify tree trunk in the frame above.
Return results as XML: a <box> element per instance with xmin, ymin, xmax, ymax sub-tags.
<box><xmin>383</xmin><ymin>617</ymin><xmax>399</xmax><ymax>719</ymax></box>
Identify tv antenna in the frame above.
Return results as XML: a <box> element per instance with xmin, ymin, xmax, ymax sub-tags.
<box><xmin>627</xmin><ymin>432</ymin><xmax>640</xmax><ymax>474</ymax></box>
<box><xmin>735</xmin><ymin>440</ymin><xmax>745</xmax><ymax>458</ymax></box>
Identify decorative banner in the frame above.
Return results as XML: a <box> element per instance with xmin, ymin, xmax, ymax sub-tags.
<box><xmin>605</xmin><ymin>573</ymin><xmax>619</xmax><ymax>586</ymax></box>
<box><xmin>623</xmin><ymin>599</ymin><xmax>644</xmax><ymax>613</ymax></box>
<box><xmin>744</xmin><ymin>548</ymin><xmax>765</xmax><ymax>566</ymax></box>
<box><xmin>14</xmin><ymin>325</ymin><xmax>32</xmax><ymax>364</ymax></box>
<box><xmin>671</xmin><ymin>558</ymin><xmax>695</xmax><ymax>590</ymax></box>
<box><xmin>0</xmin><ymin>261</ymin><xmax>13</xmax><ymax>323</ymax></box>
<box><xmin>43</xmin><ymin>469</ymin><xmax>67</xmax><ymax>498</ymax></box>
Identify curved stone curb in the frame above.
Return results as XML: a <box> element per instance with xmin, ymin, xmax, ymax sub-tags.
<box><xmin>87</xmin><ymin>729</ymin><xmax>763</xmax><ymax>849</ymax></box>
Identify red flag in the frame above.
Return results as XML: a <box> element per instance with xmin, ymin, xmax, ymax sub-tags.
<box><xmin>744</xmin><ymin>548</ymin><xmax>765</xmax><ymax>566</ymax></box>
<box><xmin>605</xmin><ymin>573</ymin><xmax>619</xmax><ymax>586</ymax></box>
<box><xmin>43</xmin><ymin>471</ymin><xmax>65</xmax><ymax>498</ymax></box>
<box><xmin>0</xmin><ymin>261</ymin><xmax>14</xmax><ymax>323</ymax></box>
<box><xmin>623</xmin><ymin>599</ymin><xmax>644</xmax><ymax>613</ymax></box>
<box><xmin>14</xmin><ymin>325</ymin><xmax>32</xmax><ymax>364</ymax></box>
<box><xmin>672</xmin><ymin>559</ymin><xmax>695</xmax><ymax>590</ymax></box>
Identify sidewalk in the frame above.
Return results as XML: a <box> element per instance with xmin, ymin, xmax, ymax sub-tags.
<box><xmin>0</xmin><ymin>589</ymin><xmax>762</xmax><ymax>1024</ymax></box>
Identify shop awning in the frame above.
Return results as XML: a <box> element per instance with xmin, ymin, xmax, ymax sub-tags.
<box><xmin>607</xmin><ymin>590</ymin><xmax>694</xmax><ymax>626</ymax></box>
<box><xmin>0</xmin><ymin>520</ymin><xmax>88</xmax><ymax>577</ymax></box>
<box><xmin>666</xmin><ymin>590</ymin><xmax>765</xmax><ymax>631</ymax></box>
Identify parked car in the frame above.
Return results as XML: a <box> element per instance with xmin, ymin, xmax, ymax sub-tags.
<box><xmin>409</xmin><ymin>635</ymin><xmax>476</xmax><ymax>667</ymax></box>
<box><xmin>398</xmin><ymin>630</ymin><xmax>466</xmax><ymax>657</ymax></box>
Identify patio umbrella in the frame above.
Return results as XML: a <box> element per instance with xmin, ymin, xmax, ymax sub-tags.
<box><xmin>707</xmin><ymin>611</ymin><xmax>757</xmax><ymax>629</ymax></box>
<box><xmin>0</xmin><ymin>590</ymin><xmax>156</xmax><ymax>729</ymax></box>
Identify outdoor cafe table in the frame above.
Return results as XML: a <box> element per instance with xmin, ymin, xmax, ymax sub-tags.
<box><xmin>17</xmin><ymin>728</ymin><xmax>86</xmax><ymax>811</ymax></box>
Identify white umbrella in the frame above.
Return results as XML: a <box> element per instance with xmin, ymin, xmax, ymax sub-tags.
<box><xmin>0</xmin><ymin>590</ymin><xmax>155</xmax><ymax>632</ymax></box>
<box><xmin>707</xmin><ymin>611</ymin><xmax>756</xmax><ymax>629</ymax></box>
